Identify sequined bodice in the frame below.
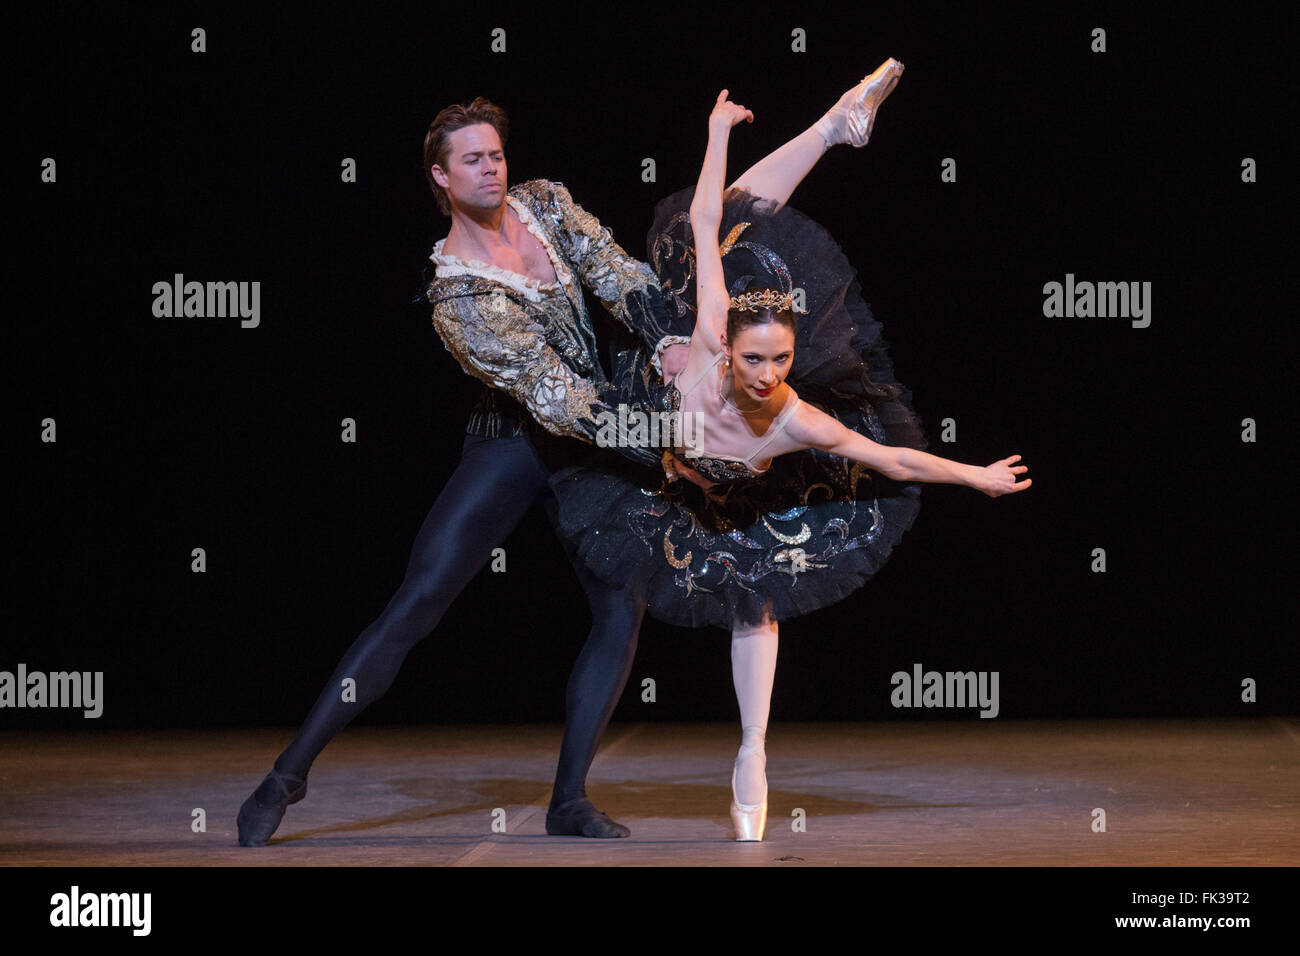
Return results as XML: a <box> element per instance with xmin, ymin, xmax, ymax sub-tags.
<box><xmin>667</xmin><ymin>352</ymin><xmax>801</xmax><ymax>485</ymax></box>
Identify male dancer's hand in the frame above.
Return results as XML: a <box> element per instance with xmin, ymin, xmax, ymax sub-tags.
<box><xmin>666</xmin><ymin>453</ymin><xmax>719</xmax><ymax>495</ymax></box>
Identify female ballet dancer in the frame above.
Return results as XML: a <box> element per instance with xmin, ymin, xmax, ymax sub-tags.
<box><xmin>547</xmin><ymin>66</ymin><xmax>1032</xmax><ymax>840</ymax></box>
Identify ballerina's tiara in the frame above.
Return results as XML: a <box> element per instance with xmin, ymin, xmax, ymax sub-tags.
<box><xmin>728</xmin><ymin>288</ymin><xmax>806</xmax><ymax>314</ymax></box>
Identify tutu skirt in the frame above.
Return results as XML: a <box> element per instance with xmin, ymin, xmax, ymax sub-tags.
<box><xmin>548</xmin><ymin>185</ymin><xmax>928</xmax><ymax>629</ymax></box>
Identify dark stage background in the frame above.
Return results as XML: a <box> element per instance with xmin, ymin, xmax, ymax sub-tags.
<box><xmin>12</xmin><ymin>2</ymin><xmax>1295</xmax><ymax>730</ymax></box>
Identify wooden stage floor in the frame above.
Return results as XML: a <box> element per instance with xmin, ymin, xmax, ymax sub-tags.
<box><xmin>2</xmin><ymin>718</ymin><xmax>1296</xmax><ymax>866</ymax></box>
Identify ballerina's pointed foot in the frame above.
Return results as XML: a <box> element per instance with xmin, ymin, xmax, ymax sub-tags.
<box><xmin>730</xmin><ymin>732</ymin><xmax>768</xmax><ymax>841</ymax></box>
<box><xmin>816</xmin><ymin>57</ymin><xmax>905</xmax><ymax>148</ymax></box>
<box><xmin>545</xmin><ymin>797</ymin><xmax>631</xmax><ymax>838</ymax></box>
<box><xmin>236</xmin><ymin>768</ymin><xmax>308</xmax><ymax>846</ymax></box>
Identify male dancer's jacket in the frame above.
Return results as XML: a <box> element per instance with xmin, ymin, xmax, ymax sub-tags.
<box><xmin>423</xmin><ymin>179</ymin><xmax>690</xmax><ymax>466</ymax></box>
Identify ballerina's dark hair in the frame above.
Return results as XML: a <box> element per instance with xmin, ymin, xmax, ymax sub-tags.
<box><xmin>727</xmin><ymin>284</ymin><xmax>905</xmax><ymax>407</ymax></box>
<box><xmin>423</xmin><ymin>97</ymin><xmax>509</xmax><ymax>216</ymax></box>
<box><xmin>725</xmin><ymin>286</ymin><xmax>799</xmax><ymax>342</ymax></box>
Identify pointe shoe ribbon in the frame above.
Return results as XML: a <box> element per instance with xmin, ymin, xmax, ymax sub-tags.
<box><xmin>730</xmin><ymin>727</ymin><xmax>768</xmax><ymax>841</ymax></box>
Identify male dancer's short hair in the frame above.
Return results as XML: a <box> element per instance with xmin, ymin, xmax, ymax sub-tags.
<box><xmin>423</xmin><ymin>97</ymin><xmax>510</xmax><ymax>215</ymax></box>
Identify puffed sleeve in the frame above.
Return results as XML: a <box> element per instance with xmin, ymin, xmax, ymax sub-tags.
<box><xmin>429</xmin><ymin>287</ymin><xmax>662</xmax><ymax>468</ymax></box>
<box><xmin>543</xmin><ymin>181</ymin><xmax>693</xmax><ymax>370</ymax></box>
<box><xmin>431</xmin><ymin>289</ymin><xmax>602</xmax><ymax>439</ymax></box>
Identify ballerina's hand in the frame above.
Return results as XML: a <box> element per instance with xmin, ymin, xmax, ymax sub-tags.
<box><xmin>977</xmin><ymin>455</ymin><xmax>1032</xmax><ymax>497</ymax></box>
<box><xmin>710</xmin><ymin>89</ymin><xmax>754</xmax><ymax>132</ymax></box>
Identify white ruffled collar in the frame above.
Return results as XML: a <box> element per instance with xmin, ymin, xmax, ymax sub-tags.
<box><xmin>430</xmin><ymin>194</ymin><xmax>576</xmax><ymax>304</ymax></box>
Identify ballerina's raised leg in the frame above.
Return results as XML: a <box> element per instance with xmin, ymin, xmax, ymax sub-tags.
<box><xmin>726</xmin><ymin>57</ymin><xmax>904</xmax><ymax>210</ymax></box>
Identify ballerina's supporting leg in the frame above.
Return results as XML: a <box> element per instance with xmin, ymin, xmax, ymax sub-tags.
<box><xmin>727</xmin><ymin>58</ymin><xmax>904</xmax><ymax>209</ymax></box>
<box><xmin>729</xmin><ymin>613</ymin><xmax>778</xmax><ymax>839</ymax></box>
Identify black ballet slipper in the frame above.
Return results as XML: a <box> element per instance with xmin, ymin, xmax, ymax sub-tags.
<box><xmin>236</xmin><ymin>769</ymin><xmax>308</xmax><ymax>846</ymax></box>
<box><xmin>545</xmin><ymin>797</ymin><xmax>631</xmax><ymax>838</ymax></box>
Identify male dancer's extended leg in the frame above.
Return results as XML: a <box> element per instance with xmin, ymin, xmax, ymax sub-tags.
<box><xmin>238</xmin><ymin>433</ymin><xmax>548</xmax><ymax>845</ymax></box>
<box><xmin>545</xmin><ymin>556</ymin><xmax>646</xmax><ymax>838</ymax></box>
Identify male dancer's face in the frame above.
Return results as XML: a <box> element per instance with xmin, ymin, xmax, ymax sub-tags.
<box><xmin>431</xmin><ymin>123</ymin><xmax>508</xmax><ymax>214</ymax></box>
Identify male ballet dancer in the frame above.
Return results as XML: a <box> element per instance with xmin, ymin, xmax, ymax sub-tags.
<box><xmin>235</xmin><ymin>96</ymin><xmax>692</xmax><ymax>844</ymax></box>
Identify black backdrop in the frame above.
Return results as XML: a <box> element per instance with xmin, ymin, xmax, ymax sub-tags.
<box><xmin>13</xmin><ymin>2</ymin><xmax>1294</xmax><ymax>731</ymax></box>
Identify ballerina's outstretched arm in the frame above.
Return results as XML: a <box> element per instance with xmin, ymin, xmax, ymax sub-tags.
<box><xmin>780</xmin><ymin>400</ymin><xmax>1033</xmax><ymax>498</ymax></box>
<box><xmin>686</xmin><ymin>91</ymin><xmax>752</xmax><ymax>359</ymax></box>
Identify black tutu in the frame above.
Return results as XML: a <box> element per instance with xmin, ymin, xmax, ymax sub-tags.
<box><xmin>547</xmin><ymin>185</ymin><xmax>928</xmax><ymax>629</ymax></box>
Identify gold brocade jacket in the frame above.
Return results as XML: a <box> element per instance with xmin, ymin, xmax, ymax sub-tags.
<box><xmin>423</xmin><ymin>179</ymin><xmax>691</xmax><ymax>464</ymax></box>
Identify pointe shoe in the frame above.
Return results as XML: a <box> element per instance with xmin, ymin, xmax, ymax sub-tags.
<box><xmin>236</xmin><ymin>768</ymin><xmax>307</xmax><ymax>847</ymax></box>
<box><xmin>730</xmin><ymin>739</ymin><xmax>768</xmax><ymax>842</ymax></box>
<box><xmin>815</xmin><ymin>58</ymin><xmax>905</xmax><ymax>148</ymax></box>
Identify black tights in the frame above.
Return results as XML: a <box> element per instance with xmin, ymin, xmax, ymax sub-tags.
<box><xmin>272</xmin><ymin>432</ymin><xmax>645</xmax><ymax>809</ymax></box>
